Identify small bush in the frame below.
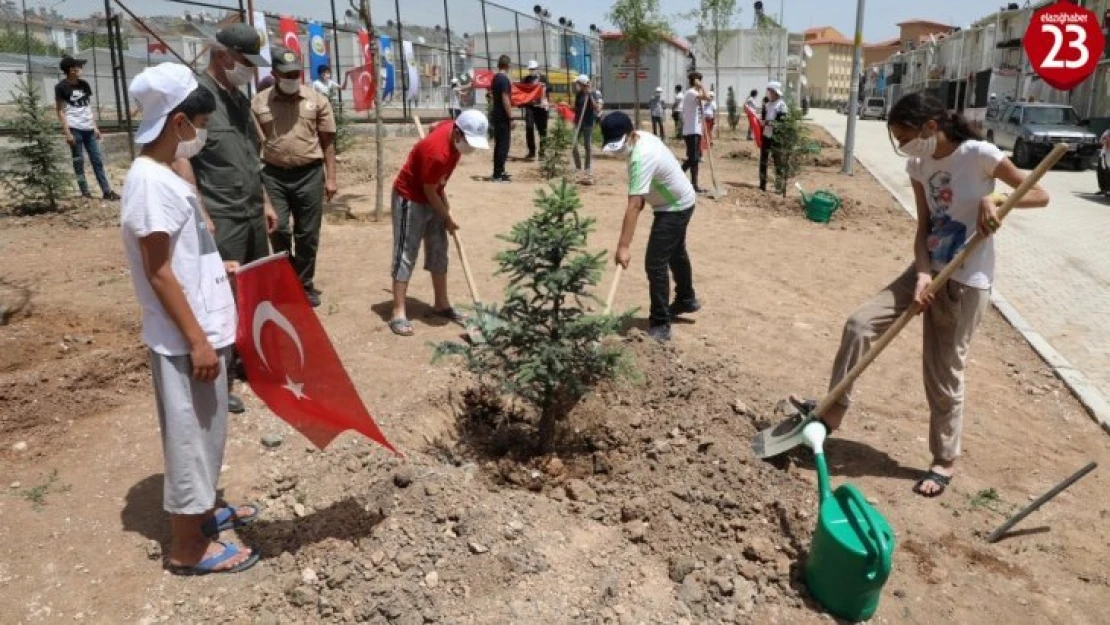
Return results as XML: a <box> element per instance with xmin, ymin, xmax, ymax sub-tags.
<box><xmin>771</xmin><ymin>104</ymin><xmax>811</xmax><ymax>196</ymax></box>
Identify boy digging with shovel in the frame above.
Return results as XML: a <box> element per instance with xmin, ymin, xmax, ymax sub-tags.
<box><xmin>388</xmin><ymin>110</ymin><xmax>490</xmax><ymax>337</ymax></box>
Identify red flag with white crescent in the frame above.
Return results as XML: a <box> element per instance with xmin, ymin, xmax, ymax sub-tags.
<box><xmin>745</xmin><ymin>105</ymin><xmax>763</xmax><ymax>148</ymax></box>
<box><xmin>235</xmin><ymin>254</ymin><xmax>397</xmax><ymax>453</ymax></box>
<box><xmin>358</xmin><ymin>29</ymin><xmax>372</xmax><ymax>67</ymax></box>
<box><xmin>471</xmin><ymin>69</ymin><xmax>494</xmax><ymax>90</ymax></box>
<box><xmin>347</xmin><ymin>66</ymin><xmax>376</xmax><ymax>111</ymax></box>
<box><xmin>278</xmin><ymin>16</ymin><xmax>303</xmax><ymax>82</ymax></box>
<box><xmin>510</xmin><ymin>82</ymin><xmax>544</xmax><ymax>107</ymax></box>
<box><xmin>554</xmin><ymin>102</ymin><xmax>575</xmax><ymax>122</ymax></box>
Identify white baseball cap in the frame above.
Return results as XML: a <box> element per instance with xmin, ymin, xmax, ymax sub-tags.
<box><xmin>575</xmin><ymin>74</ymin><xmax>590</xmax><ymax>85</ymax></box>
<box><xmin>527</xmin><ymin>60</ymin><xmax>539</xmax><ymax>70</ymax></box>
<box><xmin>767</xmin><ymin>81</ymin><xmax>783</xmax><ymax>95</ymax></box>
<box><xmin>129</xmin><ymin>63</ymin><xmax>199</xmax><ymax>145</ymax></box>
<box><xmin>450</xmin><ymin>78</ymin><xmax>459</xmax><ymax>86</ymax></box>
<box><xmin>455</xmin><ymin>110</ymin><xmax>490</xmax><ymax>150</ymax></box>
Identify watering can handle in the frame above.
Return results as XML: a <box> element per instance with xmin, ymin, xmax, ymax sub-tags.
<box><xmin>842</xmin><ymin>488</ymin><xmax>893</xmax><ymax>581</ymax></box>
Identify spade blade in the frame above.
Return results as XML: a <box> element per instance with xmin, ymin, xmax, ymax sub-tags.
<box><xmin>751</xmin><ymin>412</ymin><xmax>818</xmax><ymax>459</ymax></box>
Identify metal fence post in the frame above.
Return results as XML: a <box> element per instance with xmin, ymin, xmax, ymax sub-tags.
<box><xmin>329</xmin><ymin>0</ymin><xmax>344</xmax><ymax>105</ymax></box>
<box><xmin>394</xmin><ymin>0</ymin><xmax>409</xmax><ymax>120</ymax></box>
<box><xmin>514</xmin><ymin>12</ymin><xmax>522</xmax><ymax>68</ymax></box>
<box><xmin>104</xmin><ymin>0</ymin><xmax>123</xmax><ymax>129</ymax></box>
<box><xmin>91</xmin><ymin>31</ymin><xmax>102</xmax><ymax>124</ymax></box>
<box><xmin>842</xmin><ymin>0</ymin><xmax>865</xmax><ymax>175</ymax></box>
<box><xmin>443</xmin><ymin>0</ymin><xmax>454</xmax><ymax>82</ymax></box>
<box><xmin>481</xmin><ymin>0</ymin><xmax>491</xmax><ymax>71</ymax></box>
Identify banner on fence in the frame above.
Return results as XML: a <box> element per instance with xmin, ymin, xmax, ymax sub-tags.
<box><xmin>253</xmin><ymin>11</ymin><xmax>271</xmax><ymax>83</ymax></box>
<box><xmin>308</xmin><ymin>22</ymin><xmax>329</xmax><ymax>81</ymax></box>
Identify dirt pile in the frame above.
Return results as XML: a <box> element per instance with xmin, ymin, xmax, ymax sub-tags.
<box><xmin>148</xmin><ymin>334</ymin><xmax>822</xmax><ymax>624</ymax></box>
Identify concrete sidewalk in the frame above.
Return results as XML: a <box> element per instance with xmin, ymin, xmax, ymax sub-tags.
<box><xmin>810</xmin><ymin>109</ymin><xmax>1110</xmax><ymax>432</ymax></box>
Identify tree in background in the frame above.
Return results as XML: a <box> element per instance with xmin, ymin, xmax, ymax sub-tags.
<box><xmin>607</xmin><ymin>0</ymin><xmax>672</xmax><ymax>127</ymax></box>
<box><xmin>693</xmin><ymin>0</ymin><xmax>739</xmax><ymax>112</ymax></box>
<box><xmin>435</xmin><ymin>182</ymin><xmax>632</xmax><ymax>452</ymax></box>
<box><xmin>2</xmin><ymin>77</ymin><xmax>71</xmax><ymax>214</ymax></box>
<box><xmin>539</xmin><ymin>116</ymin><xmax>573</xmax><ymax>180</ymax></box>
<box><xmin>726</xmin><ymin>86</ymin><xmax>740</xmax><ymax>131</ymax></box>
<box><xmin>351</xmin><ymin>0</ymin><xmax>385</xmax><ymax>220</ymax></box>
<box><xmin>752</xmin><ymin>11</ymin><xmax>783</xmax><ymax>82</ymax></box>
<box><xmin>770</xmin><ymin>103</ymin><xmax>810</xmax><ymax>197</ymax></box>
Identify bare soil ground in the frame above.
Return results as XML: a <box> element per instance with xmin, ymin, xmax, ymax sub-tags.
<box><xmin>1</xmin><ymin>122</ymin><xmax>1108</xmax><ymax>625</ymax></box>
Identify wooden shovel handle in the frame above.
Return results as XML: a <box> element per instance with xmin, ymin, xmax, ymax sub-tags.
<box><xmin>451</xmin><ymin>231</ymin><xmax>482</xmax><ymax>305</ymax></box>
<box><xmin>603</xmin><ymin>265</ymin><xmax>623</xmax><ymax>315</ymax></box>
<box><xmin>813</xmin><ymin>142</ymin><xmax>1067</xmax><ymax>418</ymax></box>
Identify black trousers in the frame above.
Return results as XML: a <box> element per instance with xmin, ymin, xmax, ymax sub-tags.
<box><xmin>645</xmin><ymin>207</ymin><xmax>696</xmax><ymax>327</ymax></box>
<box><xmin>681</xmin><ymin>135</ymin><xmax>701</xmax><ymax>190</ymax></box>
<box><xmin>759</xmin><ymin>136</ymin><xmax>783</xmax><ymax>191</ymax></box>
<box><xmin>1098</xmin><ymin>158</ymin><xmax>1110</xmax><ymax>193</ymax></box>
<box><xmin>525</xmin><ymin>108</ymin><xmax>549</xmax><ymax>157</ymax></box>
<box><xmin>672</xmin><ymin>112</ymin><xmax>682</xmax><ymax>139</ymax></box>
<box><xmin>651</xmin><ymin>115</ymin><xmax>664</xmax><ymax>136</ymax></box>
<box><xmin>492</xmin><ymin>118</ymin><xmax>511</xmax><ymax>177</ymax></box>
<box><xmin>262</xmin><ymin>161</ymin><xmax>325</xmax><ymax>290</ymax></box>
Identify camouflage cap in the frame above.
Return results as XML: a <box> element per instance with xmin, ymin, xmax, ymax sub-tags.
<box><xmin>216</xmin><ymin>22</ymin><xmax>269</xmax><ymax>67</ymax></box>
<box><xmin>270</xmin><ymin>46</ymin><xmax>301</xmax><ymax>74</ymax></box>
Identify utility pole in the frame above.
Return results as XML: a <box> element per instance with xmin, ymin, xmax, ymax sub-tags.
<box><xmin>841</xmin><ymin>0</ymin><xmax>864</xmax><ymax>175</ymax></box>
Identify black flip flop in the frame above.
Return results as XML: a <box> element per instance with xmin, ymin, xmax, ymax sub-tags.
<box><xmin>913</xmin><ymin>470</ymin><xmax>952</xmax><ymax>498</ymax></box>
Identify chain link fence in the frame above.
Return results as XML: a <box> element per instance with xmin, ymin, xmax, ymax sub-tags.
<box><xmin>0</xmin><ymin>0</ymin><xmax>602</xmax><ymax>126</ymax></box>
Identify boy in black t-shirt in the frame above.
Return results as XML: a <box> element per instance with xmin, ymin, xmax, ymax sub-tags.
<box><xmin>55</xmin><ymin>56</ymin><xmax>119</xmax><ymax>200</ymax></box>
<box><xmin>489</xmin><ymin>55</ymin><xmax>513</xmax><ymax>182</ymax></box>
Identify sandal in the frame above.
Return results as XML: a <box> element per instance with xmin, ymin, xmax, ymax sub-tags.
<box><xmin>389</xmin><ymin>318</ymin><xmax>415</xmax><ymax>336</ymax></box>
<box><xmin>201</xmin><ymin>503</ymin><xmax>260</xmax><ymax>538</ymax></box>
<box><xmin>169</xmin><ymin>541</ymin><xmax>260</xmax><ymax>576</ymax></box>
<box><xmin>432</xmin><ymin>307</ymin><xmax>469</xmax><ymax>325</ymax></box>
<box><xmin>913</xmin><ymin>470</ymin><xmax>952</xmax><ymax>498</ymax></box>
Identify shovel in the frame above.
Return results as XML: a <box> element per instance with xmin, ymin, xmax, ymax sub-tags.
<box><xmin>702</xmin><ymin>104</ymin><xmax>726</xmax><ymax>200</ymax></box>
<box><xmin>603</xmin><ymin>264</ymin><xmax>623</xmax><ymax>315</ymax></box>
<box><xmin>751</xmin><ymin>143</ymin><xmax>1068</xmax><ymax>459</ymax></box>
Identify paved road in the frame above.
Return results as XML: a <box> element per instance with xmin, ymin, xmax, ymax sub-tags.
<box><xmin>811</xmin><ymin>109</ymin><xmax>1110</xmax><ymax>425</ymax></box>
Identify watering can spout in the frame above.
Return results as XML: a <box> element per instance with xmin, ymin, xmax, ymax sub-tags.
<box><xmin>795</xmin><ymin>181</ymin><xmax>809</xmax><ymax>203</ymax></box>
<box><xmin>804</xmin><ymin>421</ymin><xmax>834</xmax><ymax>502</ymax></box>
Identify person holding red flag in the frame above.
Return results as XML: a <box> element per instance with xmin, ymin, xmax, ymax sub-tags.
<box><xmin>121</xmin><ymin>63</ymin><xmax>260</xmax><ymax>576</ymax></box>
<box><xmin>388</xmin><ymin>110</ymin><xmax>490</xmax><ymax>336</ymax></box>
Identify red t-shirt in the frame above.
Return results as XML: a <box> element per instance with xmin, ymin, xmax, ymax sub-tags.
<box><xmin>393</xmin><ymin>121</ymin><xmax>459</xmax><ymax>203</ymax></box>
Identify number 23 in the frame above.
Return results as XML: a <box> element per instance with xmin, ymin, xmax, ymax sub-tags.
<box><xmin>1041</xmin><ymin>24</ymin><xmax>1089</xmax><ymax>69</ymax></box>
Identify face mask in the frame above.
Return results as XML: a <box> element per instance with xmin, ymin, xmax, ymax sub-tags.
<box><xmin>278</xmin><ymin>79</ymin><xmax>300</xmax><ymax>95</ymax></box>
<box><xmin>175</xmin><ymin>122</ymin><xmax>207</xmax><ymax>160</ymax></box>
<box><xmin>900</xmin><ymin>133</ymin><xmax>937</xmax><ymax>159</ymax></box>
<box><xmin>454</xmin><ymin>137</ymin><xmax>475</xmax><ymax>155</ymax></box>
<box><xmin>226</xmin><ymin>61</ymin><xmax>255</xmax><ymax>86</ymax></box>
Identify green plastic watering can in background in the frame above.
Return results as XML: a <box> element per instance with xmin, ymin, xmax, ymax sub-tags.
<box><xmin>796</xmin><ymin>182</ymin><xmax>842</xmax><ymax>224</ymax></box>
<box><xmin>801</xmin><ymin>422</ymin><xmax>896</xmax><ymax>622</ymax></box>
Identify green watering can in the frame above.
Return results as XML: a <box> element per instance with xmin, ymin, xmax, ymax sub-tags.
<box><xmin>801</xmin><ymin>422</ymin><xmax>896</xmax><ymax>622</ymax></box>
<box><xmin>796</xmin><ymin>182</ymin><xmax>842</xmax><ymax>224</ymax></box>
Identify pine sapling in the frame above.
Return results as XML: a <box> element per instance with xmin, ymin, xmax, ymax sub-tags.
<box><xmin>771</xmin><ymin>103</ymin><xmax>811</xmax><ymax>197</ymax></box>
<box><xmin>539</xmin><ymin>115</ymin><xmax>573</xmax><ymax>180</ymax></box>
<box><xmin>435</xmin><ymin>180</ymin><xmax>632</xmax><ymax>452</ymax></box>
<box><xmin>3</xmin><ymin>76</ymin><xmax>71</xmax><ymax>214</ymax></box>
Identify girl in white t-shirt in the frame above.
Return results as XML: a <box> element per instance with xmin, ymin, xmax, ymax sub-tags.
<box><xmin>791</xmin><ymin>93</ymin><xmax>1049</xmax><ymax>498</ymax></box>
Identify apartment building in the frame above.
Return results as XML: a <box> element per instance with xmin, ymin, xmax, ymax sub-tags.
<box><xmin>803</xmin><ymin>26</ymin><xmax>855</xmax><ymax>102</ymax></box>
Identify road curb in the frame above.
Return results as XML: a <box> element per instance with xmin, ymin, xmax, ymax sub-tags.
<box><xmin>836</xmin><ymin>124</ymin><xmax>1110</xmax><ymax>434</ymax></box>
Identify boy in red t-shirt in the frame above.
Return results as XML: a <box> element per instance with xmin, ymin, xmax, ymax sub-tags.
<box><xmin>389</xmin><ymin>110</ymin><xmax>490</xmax><ymax>336</ymax></box>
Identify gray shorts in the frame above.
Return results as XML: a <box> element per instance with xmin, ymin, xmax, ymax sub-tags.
<box><xmin>150</xmin><ymin>347</ymin><xmax>231</xmax><ymax>515</ymax></box>
<box><xmin>391</xmin><ymin>191</ymin><xmax>449</xmax><ymax>282</ymax></box>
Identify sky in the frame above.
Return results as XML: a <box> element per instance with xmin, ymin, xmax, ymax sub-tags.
<box><xmin>65</xmin><ymin>0</ymin><xmax>996</xmax><ymax>43</ymax></box>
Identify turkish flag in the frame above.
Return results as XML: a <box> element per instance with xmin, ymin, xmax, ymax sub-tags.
<box><xmin>555</xmin><ymin>102</ymin><xmax>576</xmax><ymax>122</ymax></box>
<box><xmin>347</xmin><ymin>66</ymin><xmax>376</xmax><ymax>111</ymax></box>
<box><xmin>235</xmin><ymin>254</ymin><xmax>397</xmax><ymax>453</ymax></box>
<box><xmin>278</xmin><ymin>16</ymin><xmax>303</xmax><ymax>83</ymax></box>
<box><xmin>472</xmin><ymin>69</ymin><xmax>494</xmax><ymax>90</ymax></box>
<box><xmin>358</xmin><ymin>29</ymin><xmax>372</xmax><ymax>67</ymax></box>
<box><xmin>510</xmin><ymin>82</ymin><xmax>544</xmax><ymax>107</ymax></box>
<box><xmin>745</xmin><ymin>105</ymin><xmax>763</xmax><ymax>148</ymax></box>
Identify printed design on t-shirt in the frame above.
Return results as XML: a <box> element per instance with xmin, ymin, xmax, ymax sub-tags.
<box><xmin>191</xmin><ymin>197</ymin><xmax>218</xmax><ymax>257</ymax></box>
<box><xmin>67</xmin><ymin>87</ymin><xmax>90</xmax><ymax>108</ymax></box>
<box><xmin>924</xmin><ymin>170</ymin><xmax>966</xmax><ymax>264</ymax></box>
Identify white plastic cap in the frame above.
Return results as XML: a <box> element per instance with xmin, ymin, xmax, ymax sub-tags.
<box><xmin>454</xmin><ymin>109</ymin><xmax>490</xmax><ymax>150</ymax></box>
<box><xmin>129</xmin><ymin>63</ymin><xmax>199</xmax><ymax>145</ymax></box>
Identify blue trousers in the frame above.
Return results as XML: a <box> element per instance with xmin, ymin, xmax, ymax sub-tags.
<box><xmin>69</xmin><ymin>128</ymin><xmax>111</xmax><ymax>195</ymax></box>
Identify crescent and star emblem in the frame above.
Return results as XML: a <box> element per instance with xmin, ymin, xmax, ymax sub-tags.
<box><xmin>284</xmin><ymin>32</ymin><xmax>300</xmax><ymax>52</ymax></box>
<box><xmin>252</xmin><ymin>301</ymin><xmax>309</xmax><ymax>400</ymax></box>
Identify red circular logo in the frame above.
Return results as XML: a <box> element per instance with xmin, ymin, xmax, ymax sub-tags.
<box><xmin>1024</xmin><ymin>0</ymin><xmax>1106</xmax><ymax>91</ymax></box>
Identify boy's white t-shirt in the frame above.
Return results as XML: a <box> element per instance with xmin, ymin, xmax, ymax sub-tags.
<box><xmin>120</xmin><ymin>157</ymin><xmax>237</xmax><ymax>356</ymax></box>
<box><xmin>681</xmin><ymin>89</ymin><xmax>703</xmax><ymax>136</ymax></box>
<box><xmin>906</xmin><ymin>140</ymin><xmax>1005</xmax><ymax>290</ymax></box>
<box><xmin>627</xmin><ymin>131</ymin><xmax>696</xmax><ymax>212</ymax></box>
<box><xmin>762</xmin><ymin>98</ymin><xmax>788</xmax><ymax>138</ymax></box>
<box><xmin>704</xmin><ymin>101</ymin><xmax>717</xmax><ymax>119</ymax></box>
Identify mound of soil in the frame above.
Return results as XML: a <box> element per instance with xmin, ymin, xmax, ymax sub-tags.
<box><xmin>148</xmin><ymin>335</ymin><xmax>821</xmax><ymax>624</ymax></box>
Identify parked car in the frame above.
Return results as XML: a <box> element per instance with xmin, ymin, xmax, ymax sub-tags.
<box><xmin>860</xmin><ymin>97</ymin><xmax>887</xmax><ymax>120</ymax></box>
<box><xmin>984</xmin><ymin>102</ymin><xmax>1099</xmax><ymax>169</ymax></box>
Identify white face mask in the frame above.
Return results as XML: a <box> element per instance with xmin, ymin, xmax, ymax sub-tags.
<box><xmin>454</xmin><ymin>137</ymin><xmax>475</xmax><ymax>155</ymax></box>
<box><xmin>226</xmin><ymin>61</ymin><xmax>255</xmax><ymax>86</ymax></box>
<box><xmin>175</xmin><ymin>123</ymin><xmax>207</xmax><ymax>160</ymax></box>
<box><xmin>900</xmin><ymin>134</ymin><xmax>937</xmax><ymax>159</ymax></box>
<box><xmin>278</xmin><ymin>78</ymin><xmax>300</xmax><ymax>95</ymax></box>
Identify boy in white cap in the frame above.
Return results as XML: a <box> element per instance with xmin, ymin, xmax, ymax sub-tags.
<box><xmin>389</xmin><ymin>110</ymin><xmax>491</xmax><ymax>336</ymax></box>
<box><xmin>120</xmin><ymin>63</ymin><xmax>260</xmax><ymax>575</ymax></box>
<box><xmin>601</xmin><ymin>111</ymin><xmax>700</xmax><ymax>344</ymax></box>
<box><xmin>648</xmin><ymin>86</ymin><xmax>665</xmax><ymax>137</ymax></box>
<box><xmin>521</xmin><ymin>60</ymin><xmax>550</xmax><ymax>160</ymax></box>
<box><xmin>760</xmin><ymin>81</ymin><xmax>789</xmax><ymax>192</ymax></box>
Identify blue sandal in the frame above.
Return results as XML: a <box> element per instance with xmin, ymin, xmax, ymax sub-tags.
<box><xmin>201</xmin><ymin>503</ymin><xmax>260</xmax><ymax>538</ymax></box>
<box><xmin>169</xmin><ymin>541</ymin><xmax>260</xmax><ymax>576</ymax></box>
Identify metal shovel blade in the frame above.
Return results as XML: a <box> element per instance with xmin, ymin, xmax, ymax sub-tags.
<box><xmin>751</xmin><ymin>411</ymin><xmax>819</xmax><ymax>459</ymax></box>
